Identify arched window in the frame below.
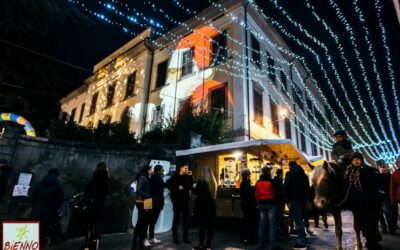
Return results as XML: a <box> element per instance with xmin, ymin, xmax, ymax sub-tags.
<box><xmin>103</xmin><ymin>115</ymin><xmax>112</xmax><ymax>124</ymax></box>
<box><xmin>121</xmin><ymin>107</ymin><xmax>131</xmax><ymax>129</ymax></box>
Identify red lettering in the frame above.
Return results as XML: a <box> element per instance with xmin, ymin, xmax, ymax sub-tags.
<box><xmin>15</xmin><ymin>241</ymin><xmax>22</xmax><ymax>249</ymax></box>
<box><xmin>23</xmin><ymin>241</ymin><xmax>31</xmax><ymax>250</ymax></box>
<box><xmin>32</xmin><ymin>242</ymin><xmax>39</xmax><ymax>250</ymax></box>
<box><xmin>4</xmin><ymin>241</ymin><xmax>11</xmax><ymax>250</ymax></box>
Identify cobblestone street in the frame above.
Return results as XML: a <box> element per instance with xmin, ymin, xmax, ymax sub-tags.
<box><xmin>48</xmin><ymin>211</ymin><xmax>400</xmax><ymax>250</ymax></box>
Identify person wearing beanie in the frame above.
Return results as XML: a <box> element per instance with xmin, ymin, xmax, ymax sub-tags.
<box><xmin>255</xmin><ymin>166</ymin><xmax>281</xmax><ymax>249</ymax></box>
<box><xmin>345</xmin><ymin>152</ymin><xmax>382</xmax><ymax>250</ymax></box>
<box><xmin>332</xmin><ymin>129</ymin><xmax>353</xmax><ymax>166</ymax></box>
<box><xmin>284</xmin><ymin>161</ymin><xmax>309</xmax><ymax>250</ymax></box>
<box><xmin>148</xmin><ymin>165</ymin><xmax>165</xmax><ymax>244</ymax></box>
<box><xmin>239</xmin><ymin>169</ymin><xmax>257</xmax><ymax>244</ymax></box>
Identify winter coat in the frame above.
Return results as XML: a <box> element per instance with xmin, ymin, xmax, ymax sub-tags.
<box><xmin>193</xmin><ymin>178</ymin><xmax>216</xmax><ymax>219</ymax></box>
<box><xmin>0</xmin><ymin>166</ymin><xmax>12</xmax><ymax>201</ymax></box>
<box><xmin>273</xmin><ymin>177</ymin><xmax>284</xmax><ymax>204</ymax></box>
<box><xmin>166</xmin><ymin>174</ymin><xmax>194</xmax><ymax>205</ymax></box>
<box><xmin>136</xmin><ymin>175</ymin><xmax>151</xmax><ymax>202</ymax></box>
<box><xmin>390</xmin><ymin>169</ymin><xmax>400</xmax><ymax>204</ymax></box>
<box><xmin>149</xmin><ymin>173</ymin><xmax>165</xmax><ymax>210</ymax></box>
<box><xmin>331</xmin><ymin>139</ymin><xmax>353</xmax><ymax>165</ymax></box>
<box><xmin>239</xmin><ymin>179</ymin><xmax>257</xmax><ymax>212</ymax></box>
<box><xmin>85</xmin><ymin>170</ymin><xmax>109</xmax><ymax>221</ymax></box>
<box><xmin>379</xmin><ymin>172</ymin><xmax>391</xmax><ymax>200</ymax></box>
<box><xmin>31</xmin><ymin>174</ymin><xmax>63</xmax><ymax>222</ymax></box>
<box><xmin>284</xmin><ymin>164</ymin><xmax>310</xmax><ymax>204</ymax></box>
<box><xmin>345</xmin><ymin>165</ymin><xmax>381</xmax><ymax>209</ymax></box>
<box><xmin>255</xmin><ymin>174</ymin><xmax>278</xmax><ymax>205</ymax></box>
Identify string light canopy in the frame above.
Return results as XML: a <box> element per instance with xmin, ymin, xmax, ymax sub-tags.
<box><xmin>65</xmin><ymin>0</ymin><xmax>400</xmax><ymax>163</ymax></box>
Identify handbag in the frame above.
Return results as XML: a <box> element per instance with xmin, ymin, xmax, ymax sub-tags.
<box><xmin>143</xmin><ymin>198</ymin><xmax>153</xmax><ymax>210</ymax></box>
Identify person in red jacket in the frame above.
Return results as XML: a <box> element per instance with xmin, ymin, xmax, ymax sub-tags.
<box><xmin>255</xmin><ymin>166</ymin><xmax>281</xmax><ymax>249</ymax></box>
<box><xmin>391</xmin><ymin>157</ymin><xmax>400</xmax><ymax>205</ymax></box>
<box><xmin>391</xmin><ymin>156</ymin><xmax>400</xmax><ymax>225</ymax></box>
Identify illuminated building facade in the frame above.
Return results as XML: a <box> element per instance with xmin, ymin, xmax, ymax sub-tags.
<box><xmin>60</xmin><ymin>0</ymin><xmax>329</xmax><ymax>157</ymax></box>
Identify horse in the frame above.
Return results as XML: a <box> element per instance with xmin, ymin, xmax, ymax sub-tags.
<box><xmin>311</xmin><ymin>161</ymin><xmax>362</xmax><ymax>250</ymax></box>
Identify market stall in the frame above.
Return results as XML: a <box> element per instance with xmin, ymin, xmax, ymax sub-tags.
<box><xmin>176</xmin><ymin>139</ymin><xmax>314</xmax><ymax>217</ymax></box>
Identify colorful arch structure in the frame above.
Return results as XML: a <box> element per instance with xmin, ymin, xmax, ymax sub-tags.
<box><xmin>0</xmin><ymin>113</ymin><xmax>36</xmax><ymax>137</ymax></box>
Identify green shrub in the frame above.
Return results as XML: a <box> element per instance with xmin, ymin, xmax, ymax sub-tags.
<box><xmin>46</xmin><ymin>120</ymin><xmax>137</xmax><ymax>144</ymax></box>
<box><xmin>141</xmin><ymin>106</ymin><xmax>228</xmax><ymax>148</ymax></box>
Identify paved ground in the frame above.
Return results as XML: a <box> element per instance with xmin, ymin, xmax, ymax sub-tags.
<box><xmin>47</xmin><ymin>211</ymin><xmax>400</xmax><ymax>250</ymax></box>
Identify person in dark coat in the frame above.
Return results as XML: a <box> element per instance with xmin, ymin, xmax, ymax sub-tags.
<box><xmin>0</xmin><ymin>159</ymin><xmax>12</xmax><ymax>203</ymax></box>
<box><xmin>284</xmin><ymin>161</ymin><xmax>309</xmax><ymax>250</ymax></box>
<box><xmin>147</xmin><ymin>165</ymin><xmax>165</xmax><ymax>244</ymax></box>
<box><xmin>274</xmin><ymin>168</ymin><xmax>287</xmax><ymax>240</ymax></box>
<box><xmin>84</xmin><ymin>162</ymin><xmax>110</xmax><ymax>249</ymax></box>
<box><xmin>192</xmin><ymin>167</ymin><xmax>217</xmax><ymax>250</ymax></box>
<box><xmin>378</xmin><ymin>166</ymin><xmax>395</xmax><ymax>234</ymax></box>
<box><xmin>31</xmin><ymin>168</ymin><xmax>63</xmax><ymax>245</ymax></box>
<box><xmin>345</xmin><ymin>152</ymin><xmax>382</xmax><ymax>250</ymax></box>
<box><xmin>166</xmin><ymin>163</ymin><xmax>194</xmax><ymax>244</ymax></box>
<box><xmin>239</xmin><ymin>169</ymin><xmax>257</xmax><ymax>244</ymax></box>
<box><xmin>132</xmin><ymin>165</ymin><xmax>153</xmax><ymax>249</ymax></box>
<box><xmin>331</xmin><ymin>129</ymin><xmax>353</xmax><ymax>166</ymax></box>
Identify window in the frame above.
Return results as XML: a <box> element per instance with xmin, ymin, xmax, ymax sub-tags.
<box><xmin>121</xmin><ymin>107</ymin><xmax>131</xmax><ymax>129</ymax></box>
<box><xmin>179</xmin><ymin>97</ymin><xmax>192</xmax><ymax>117</ymax></box>
<box><xmin>209</xmin><ymin>85</ymin><xmax>226</xmax><ymax>118</ymax></box>
<box><xmin>70</xmin><ymin>108</ymin><xmax>76</xmax><ymax>122</ymax></box>
<box><xmin>299</xmin><ymin>123</ymin><xmax>307</xmax><ymax>152</ymax></box>
<box><xmin>87</xmin><ymin>121</ymin><xmax>93</xmax><ymax>128</ymax></box>
<box><xmin>251</xmin><ymin>34</ymin><xmax>261</xmax><ymax>68</ymax></box>
<box><xmin>320</xmin><ymin>146</ymin><xmax>324</xmax><ymax>156</ymax></box>
<box><xmin>292</xmin><ymin>84</ymin><xmax>304</xmax><ymax>111</ymax></box>
<box><xmin>79</xmin><ymin>103</ymin><xmax>85</xmax><ymax>123</ymax></box>
<box><xmin>253</xmin><ymin>88</ymin><xmax>263</xmax><ymax>125</ymax></box>
<box><xmin>102</xmin><ymin>115</ymin><xmax>112</xmax><ymax>124</ymax></box>
<box><xmin>151</xmin><ymin>105</ymin><xmax>164</xmax><ymax>127</ymax></box>
<box><xmin>155</xmin><ymin>60</ymin><xmax>168</xmax><ymax>88</ymax></box>
<box><xmin>280</xmin><ymin>70</ymin><xmax>289</xmax><ymax>96</ymax></box>
<box><xmin>211</xmin><ymin>30</ymin><xmax>228</xmax><ymax>66</ymax></box>
<box><xmin>89</xmin><ymin>92</ymin><xmax>99</xmax><ymax>115</ymax></box>
<box><xmin>284</xmin><ymin>117</ymin><xmax>291</xmax><ymax>139</ymax></box>
<box><xmin>266</xmin><ymin>51</ymin><xmax>275</xmax><ymax>85</ymax></box>
<box><xmin>310</xmin><ymin>133</ymin><xmax>318</xmax><ymax>155</ymax></box>
<box><xmin>125</xmin><ymin>72</ymin><xmax>136</xmax><ymax>98</ymax></box>
<box><xmin>181</xmin><ymin>49</ymin><xmax>194</xmax><ymax>77</ymax></box>
<box><xmin>106</xmin><ymin>84</ymin><xmax>116</xmax><ymax>107</ymax></box>
<box><xmin>270</xmin><ymin>99</ymin><xmax>279</xmax><ymax>135</ymax></box>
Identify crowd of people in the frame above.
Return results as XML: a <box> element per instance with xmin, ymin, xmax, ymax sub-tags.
<box><xmin>1</xmin><ymin>128</ymin><xmax>400</xmax><ymax>250</ymax></box>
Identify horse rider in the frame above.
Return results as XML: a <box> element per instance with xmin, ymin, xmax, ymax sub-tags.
<box><xmin>345</xmin><ymin>152</ymin><xmax>382</xmax><ymax>250</ymax></box>
<box><xmin>331</xmin><ymin>129</ymin><xmax>353</xmax><ymax>167</ymax></box>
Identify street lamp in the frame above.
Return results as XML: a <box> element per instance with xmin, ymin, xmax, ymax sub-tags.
<box><xmin>266</xmin><ymin>107</ymin><xmax>290</xmax><ymax>138</ymax></box>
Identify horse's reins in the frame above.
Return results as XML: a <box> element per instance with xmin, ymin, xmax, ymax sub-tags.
<box><xmin>334</xmin><ymin>166</ymin><xmax>361</xmax><ymax>207</ymax></box>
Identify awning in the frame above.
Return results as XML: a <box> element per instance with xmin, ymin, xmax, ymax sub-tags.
<box><xmin>306</xmin><ymin>155</ymin><xmax>325</xmax><ymax>167</ymax></box>
<box><xmin>176</xmin><ymin>139</ymin><xmax>310</xmax><ymax>165</ymax></box>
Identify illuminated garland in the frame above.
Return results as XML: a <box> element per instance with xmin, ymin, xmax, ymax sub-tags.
<box><xmin>264</xmin><ymin>0</ymin><xmax>393</xmax><ymax>160</ymax></box>
<box><xmin>326</xmin><ymin>0</ymin><xmax>398</xmax><ymax>158</ymax></box>
<box><xmin>90</xmin><ymin>0</ymin><xmax>336</xmax><ymax>147</ymax></box>
<box><xmin>67</xmin><ymin>0</ymin><xmax>394</xmax><ymax>161</ymax></box>
<box><xmin>372</xmin><ymin>0</ymin><xmax>400</xmax><ymax>160</ymax></box>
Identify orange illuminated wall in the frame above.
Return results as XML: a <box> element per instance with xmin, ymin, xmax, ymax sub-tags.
<box><xmin>175</xmin><ymin>26</ymin><xmax>232</xmax><ymax>108</ymax></box>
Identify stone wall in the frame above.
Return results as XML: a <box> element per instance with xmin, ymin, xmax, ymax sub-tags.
<box><xmin>0</xmin><ymin>122</ymin><xmax>176</xmax><ymax>234</ymax></box>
